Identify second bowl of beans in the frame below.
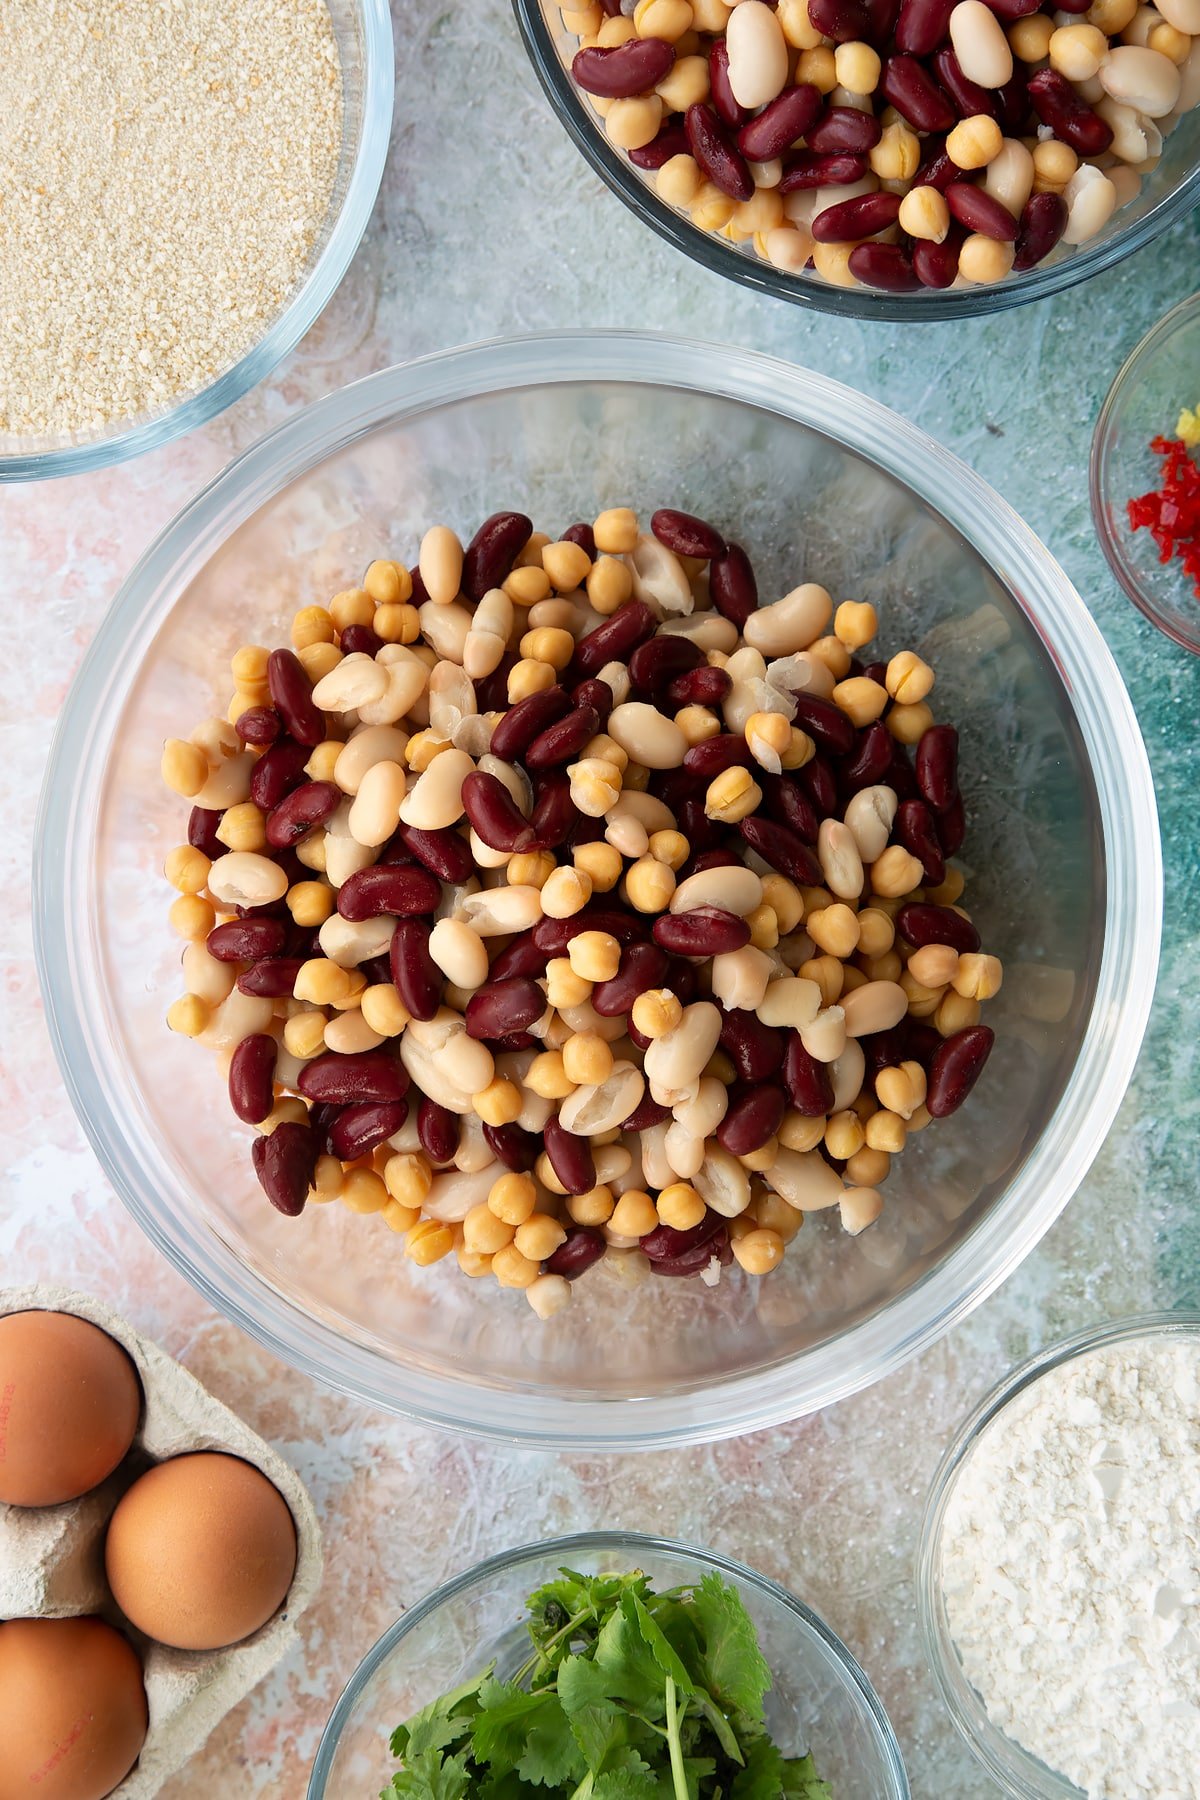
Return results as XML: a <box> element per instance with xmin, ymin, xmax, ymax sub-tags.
<box><xmin>513</xmin><ymin>0</ymin><xmax>1200</xmax><ymax>313</ymax></box>
<box><xmin>35</xmin><ymin>334</ymin><xmax>1159</xmax><ymax>1448</ymax></box>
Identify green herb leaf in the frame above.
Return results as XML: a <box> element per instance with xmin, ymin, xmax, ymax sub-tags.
<box><xmin>386</xmin><ymin>1748</ymin><xmax>472</xmax><ymax>1799</ymax></box>
<box><xmin>685</xmin><ymin>1574</ymin><xmax>773</xmax><ymax>1722</ymax></box>
<box><xmin>517</xmin><ymin>1698</ymin><xmax>587</xmax><ymax>1789</ymax></box>
<box><xmin>389</xmin><ymin>1669</ymin><xmax>490</xmax><ymax>1761</ymax></box>
<box><xmin>471</xmin><ymin>1679</ymin><xmax>553</xmax><ymax>1774</ymax></box>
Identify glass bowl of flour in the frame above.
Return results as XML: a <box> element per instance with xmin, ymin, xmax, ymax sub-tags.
<box><xmin>918</xmin><ymin>1313</ymin><xmax>1200</xmax><ymax>1800</ymax></box>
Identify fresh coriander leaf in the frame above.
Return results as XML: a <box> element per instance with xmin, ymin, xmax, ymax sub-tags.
<box><xmin>686</xmin><ymin>1574</ymin><xmax>773</xmax><ymax>1723</ymax></box>
<box><xmin>471</xmin><ymin>1678</ymin><xmax>553</xmax><ymax>1773</ymax></box>
<box><xmin>386</xmin><ymin>1748</ymin><xmax>472</xmax><ymax>1799</ymax></box>
<box><xmin>518</xmin><ymin>1696</ymin><xmax>588</xmax><ymax>1789</ymax></box>
<box><xmin>778</xmin><ymin>1753</ymin><xmax>834</xmax><ymax>1799</ymax></box>
<box><xmin>390</xmin><ymin>1669</ymin><xmax>490</xmax><ymax>1760</ymax></box>
<box><xmin>691</xmin><ymin>1690</ymin><xmax>744</xmax><ymax>1766</ymax></box>
<box><xmin>592</xmin><ymin>1746</ymin><xmax>661</xmax><ymax>1799</ymax></box>
<box><xmin>558</xmin><ymin>1654</ymin><xmax>638</xmax><ymax>1770</ymax></box>
<box><xmin>627</xmin><ymin>1593</ymin><xmax>695</xmax><ymax>1696</ymax></box>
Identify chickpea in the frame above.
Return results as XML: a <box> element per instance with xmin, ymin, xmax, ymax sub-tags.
<box><xmin>953</xmin><ymin>952</ymin><xmax>1004</xmax><ymax>1000</ymax></box>
<box><xmin>164</xmin><ymin>844</ymin><xmax>211</xmax><ymax>893</ymax></box>
<box><xmin>504</xmin><ymin>565</ymin><xmax>552</xmax><ymax>606</ymax></box>
<box><xmin>527</xmin><ymin>1049</ymin><xmax>576</xmax><ymax>1099</ymax></box>
<box><xmin>169</xmin><ymin>894</ymin><xmax>215</xmax><ymax>941</ymax></box>
<box><xmin>567</xmin><ymin>1185</ymin><xmax>615</xmax><ymax>1226</ymax></box>
<box><xmin>946</xmin><ymin>114</ymin><xmax>1004</xmax><ymax>170</ymax></box>
<box><xmin>825</xmin><ymin>1110</ymin><xmax>866</xmax><ymax>1160</ymax></box>
<box><xmin>463</xmin><ymin>1203</ymin><xmax>516</xmax><ymax>1255</ymax></box>
<box><xmin>871</xmin><ymin>846</ymin><xmax>924</xmax><ymax>898</ymax></box>
<box><xmin>562</xmin><ymin>1032</ymin><xmax>615</xmax><ymax>1087</ymax></box>
<box><xmin>958</xmin><ymin>235</ymin><xmax>1015</xmax><ymax>285</ymax></box>
<box><xmin>586</xmin><ymin>554</ymin><xmax>634</xmax><ymax>614</ymax></box>
<box><xmin>491</xmin><ymin>1243</ymin><xmax>541</xmax><ymax>1289</ymax></box>
<box><xmin>732</xmin><ymin>1227</ymin><xmax>785</xmax><ymax>1275</ymax></box>
<box><xmin>592</xmin><ymin>507</ymin><xmax>639</xmax><ymax>554</ymax></box>
<box><xmin>329</xmin><ymin>588</ymin><xmax>374</xmax><ymax>632</ymax></box>
<box><xmin>625</xmin><ymin>854</ymin><xmax>676</xmax><ymax>913</ymax></box>
<box><xmin>474</xmin><ymin>1078</ymin><xmax>523</xmax><ymax>1127</ymax></box>
<box><xmin>705</xmin><ymin>766</ymin><xmax>762</xmax><ymax>823</ymax></box>
<box><xmin>649</xmin><ymin>829</ymin><xmax>689</xmax><ymax>870</ymax></box>
<box><xmin>568</xmin><ymin>930</ymin><xmax>622</xmax><ymax>983</ymax></box>
<box><xmin>291</xmin><ymin>604</ymin><xmax>335</xmax><ymax>649</ymax></box>
<box><xmin>514</xmin><ymin>1213</ymin><xmax>569</xmax><ymax>1262</ymax></box>
<box><xmin>166</xmin><ymin>994</ymin><xmax>209</xmax><ymax>1037</ymax></box>
<box><xmin>610</xmin><ymin>1189</ymin><xmax>659</xmax><ymax>1238</ymax></box>
<box><xmin>364</xmin><ymin>559</ymin><xmax>412</xmax><ymax>605</ymax></box>
<box><xmin>846</xmin><ymin>1145</ymin><xmax>891</xmax><ymax>1187</ymax></box>
<box><xmin>780</xmin><ymin>1111</ymin><xmax>828</xmax><ymax>1153</ymax></box>
<box><xmin>657</xmin><ymin>1183</ymin><xmax>706</xmax><ymax>1231</ymax></box>
<box><xmin>488</xmin><ymin>1172</ymin><xmax>538</xmax><ymax>1226</ymax></box>
<box><xmin>573</xmin><ymin>840</ymin><xmax>624</xmax><ymax>892</ymax></box>
<box><xmin>631</xmin><ymin>988</ymin><xmax>683</xmax><ymax>1040</ymax></box>
<box><xmin>887</xmin><ymin>700</ymin><xmax>934</xmax><ymax>745</ymax></box>
<box><xmin>161</xmin><ymin>738</ymin><xmax>209</xmax><ymax>798</ymax></box>
<box><xmin>541</xmin><ymin>865</ymin><xmax>594</xmax><ymax>919</ymax></box>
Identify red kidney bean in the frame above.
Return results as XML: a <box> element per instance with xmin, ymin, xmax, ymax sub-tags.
<box><xmin>328</xmin><ymin>1100</ymin><xmax>408</xmax><ymax>1162</ymax></box>
<box><xmin>784</xmin><ymin>1033</ymin><xmax>836</xmax><ymax>1116</ymax></box>
<box><xmin>905</xmin><ymin>1020</ymin><xmax>942</xmax><ymax>1068</ymax></box>
<box><xmin>861</xmin><ymin>1024</ymin><xmax>910</xmax><ymax>1080</ymax></box>
<box><xmin>629</xmin><ymin>635</ymin><xmax>703</xmax><ymax>697</ymax></box>
<box><xmin>842</xmin><ymin>722</ymin><xmax>895</xmax><ymax>795</ymax></box>
<box><xmin>265</xmin><ymin>779</ymin><xmax>340</xmax><ymax>849</ymax></box>
<box><xmin>860</xmin><ymin>658</ymin><xmax>887</xmax><ymax>686</ymax></box>
<box><xmin>565</xmin><ymin>679</ymin><xmax>610</xmax><ymax>730</ymax></box>
<box><xmin>562</xmin><ymin>521</ymin><xmax>596</xmax><ymax>556</ymax></box>
<box><xmin>684</xmin><ymin>849</ymin><xmax>740</xmax><ymax>876</ymax></box>
<box><xmin>248</xmin><ymin>739</ymin><xmax>309</xmax><ymax>813</ymax></box>
<box><xmin>896</xmin><ymin>0</ymin><xmax>957</xmax><ymax>54</ymax></box>
<box><xmin>623</xmin><ymin>1093</ymin><xmax>672</xmax><ymax>1132</ymax></box>
<box><xmin>995</xmin><ymin>65</ymin><xmax>1028</xmax><ymax>133</ymax></box>
<box><xmin>462</xmin><ymin>511</ymin><xmax>533</xmax><ymax>600</ymax></box>
<box><xmin>524</xmin><ymin>703</ymin><xmax>601</xmax><ymax>771</ymax></box>
<box><xmin>339</xmin><ymin>623</ymin><xmax>383</xmax><ymax>659</ymax></box>
<box><xmin>936</xmin><ymin>790</ymin><xmax>966</xmax><ymax>856</ymax></box>
<box><xmin>718</xmin><ymin>1085</ymin><xmax>786</xmax><ymax>1156</ymax></box>
<box><xmin>946</xmin><ymin>183</ymin><xmax>1017</xmax><ymax>241</ymax></box>
<box><xmin>544</xmin><ymin>1227</ymin><xmax>607</xmax><ymax>1280</ymax></box>
<box><xmin>544</xmin><ymin>1116</ymin><xmax>597</xmax><ymax>1197</ymax></box>
<box><xmin>397</xmin><ymin>823</ymin><xmax>476</xmax><ymax>883</ymax></box>
<box><xmin>676</xmin><ymin>796</ymin><xmax>722</xmax><ymax>852</ymax></box>
<box><xmin>389</xmin><ymin>919</ymin><xmax>440</xmax><ymax>1022</ymax></box>
<box><xmin>682</xmin><ymin>734</ymin><xmax>753</xmax><ymax>780</ymax></box>
<box><xmin>237</xmin><ymin>958</ymin><xmax>304</xmax><ymax>998</ymax></box>
<box><xmin>914</xmin><ymin>139</ymin><xmax>962</xmax><ymax>193</ymax></box>
<box><xmin>983</xmin><ymin>0</ymin><xmax>1044</xmax><ymax>15</ymax></box>
<box><xmin>251</xmin><ymin>1121</ymin><xmax>317</xmax><ymax>1217</ymax></box>
<box><xmin>297</xmin><ymin>1050</ymin><xmax>409</xmax><ymax>1106</ymax></box>
<box><xmin>813</xmin><ymin>191</ymin><xmax>901</xmax><ymax>244</ymax></box>
<box><xmin>629</xmin><ymin>122</ymin><xmax>691</xmax><ymax>169</ymax></box>
<box><xmin>187</xmin><ymin>805</ymin><xmax>224</xmax><ymax>857</ymax></box>
<box><xmin>808</xmin><ymin>0</ymin><xmax>873</xmax><ymax>40</ymax></box>
<box><xmin>865</xmin><ymin>0</ymin><xmax>902</xmax><ymax>41</ymax></box>
<box><xmin>527</xmin><ymin>771</ymin><xmax>572</xmax><ymax>851</ymax></box>
<box><xmin>1027</xmin><ymin>70</ymin><xmax>1113</xmax><ymax>155</ymax></box>
<box><xmin>473</xmin><ymin>655</ymin><xmax>516</xmax><ymax>715</ymax></box>
<box><xmin>228</xmin><ymin>1033</ymin><xmax>277</xmax><ymax>1125</ymax></box>
<box><xmin>880</xmin><ymin>55</ymin><xmax>956</xmax><ymax>132</ymax></box>
<box><xmin>484</xmin><ymin>933</ymin><xmax>538</xmax><ymax>983</ymax></box>
<box><xmin>737</xmin><ymin>815</ymin><xmax>823</xmax><ymax>886</ymax></box>
<box><xmin>378</xmin><ymin>836</ymin><xmax>418</xmax><ymax>867</ymax></box>
<box><xmin>760</xmin><ymin>774</ymin><xmax>820</xmax><ymax>843</ymax></box>
<box><xmin>790</xmin><ymin>693</ymin><xmax>856</xmax><ymax>756</ymax></box>
<box><xmin>848</xmin><ymin>244</ymin><xmax>922</xmax><ymax>292</ymax></box>
<box><xmin>417</xmin><ymin>1096</ymin><xmax>459</xmax><ymax>1164</ymax></box>
<box><xmin>913</xmin><ymin>234</ymin><xmax>962</xmax><ymax>288</ymax></box>
<box><xmin>806</xmin><ymin>106</ymin><xmax>884</xmax><ymax>157</ymax></box>
<box><xmin>721</xmin><ymin>1009</ymin><xmax>785</xmax><ymax>1082</ymax></box>
<box><xmin>489</xmin><ymin>684</ymin><xmax>571</xmax><ymax>762</ymax></box>
<box><xmin>493</xmin><ymin>1030</ymin><xmax>536</xmax><ymax>1053</ymax></box>
<box><xmin>896</xmin><ymin>901</ymin><xmax>981</xmax><ymax>954</ymax></box>
<box><xmin>669</xmin><ymin>667</ymin><xmax>733</xmax><ymax>713</ymax></box>
<box><xmin>779</xmin><ymin>152</ymin><xmax>870</xmax><ymax>192</ymax></box>
<box><xmin>532</xmin><ymin>907</ymin><xmax>647</xmax><ymax>955</ymax></box>
<box><xmin>359</xmin><ymin>952</ymin><xmax>394</xmax><ymax>989</ymax></box>
<box><xmin>708</xmin><ymin>39</ymin><xmax>749</xmax><ymax>127</ymax></box>
<box><xmin>652</xmin><ymin>907</ymin><xmax>750</xmax><ymax>957</ymax></box>
<box><xmin>1053</xmin><ymin>0</ymin><xmax>1092</xmax><ymax>9</ymax></box>
<box><xmin>337</xmin><ymin>864</ymin><xmax>443</xmax><ymax>921</ymax></box>
<box><xmin>896</xmin><ymin>799</ymin><xmax>946</xmax><ymax>885</ymax></box>
<box><xmin>650</xmin><ymin>507</ymin><xmax>725</xmax><ymax>560</ymax></box>
<box><xmin>266</xmin><ymin>648</ymin><xmax>325</xmax><ymax>747</ymax></box>
<box><xmin>482</xmin><ymin>1121</ymin><xmax>539</xmax><ymax>1172</ymax></box>
<box><xmin>464</xmin><ymin>977</ymin><xmax>545</xmax><ymax>1041</ymax></box>
<box><xmin>591</xmin><ymin>942</ymin><xmax>671</xmax><ymax>1017</ymax></box>
<box><xmin>235</xmin><ymin>706</ymin><xmax>282</xmax><ymax>746</ymax></box>
<box><xmin>932</xmin><ymin>48</ymin><xmax>998</xmax><ymax>121</ymax></box>
<box><xmin>460</xmin><ymin>770</ymin><xmax>536</xmax><ymax>853</ymax></box>
<box><xmin>643</xmin><ymin>1211</ymin><xmax>731</xmax><ymax>1277</ymax></box>
<box><xmin>685</xmin><ymin>103</ymin><xmax>754</xmax><ymax>202</ymax></box>
<box><xmin>709</xmin><ymin>541</ymin><xmax>758</xmax><ymax>627</ymax></box>
<box><xmin>736</xmin><ymin>84</ymin><xmax>823</xmax><ymax>161</ymax></box>
<box><xmin>799</xmin><ymin>754</ymin><xmax>839</xmax><ymax>819</ymax></box>
<box><xmin>575</xmin><ymin>600</ymin><xmax>657</xmax><ymax>675</ymax></box>
<box><xmin>927</xmin><ymin>1025</ymin><xmax>995</xmax><ymax>1117</ymax></box>
<box><xmin>207</xmin><ymin>918</ymin><xmax>289</xmax><ymax>962</ymax></box>
<box><xmin>916</xmin><ymin>723</ymin><xmax>959</xmax><ymax>812</ymax></box>
<box><xmin>572</xmin><ymin>37</ymin><xmax>675</xmax><ymax>98</ymax></box>
<box><xmin>1014</xmin><ymin>191</ymin><xmax>1067</xmax><ymax>271</ymax></box>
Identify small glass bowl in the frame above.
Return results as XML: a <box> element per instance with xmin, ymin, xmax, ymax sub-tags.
<box><xmin>0</xmin><ymin>0</ymin><xmax>393</xmax><ymax>483</ymax></box>
<box><xmin>308</xmin><ymin>1531</ymin><xmax>910</xmax><ymax>1799</ymax></box>
<box><xmin>1091</xmin><ymin>292</ymin><xmax>1200</xmax><ymax>656</ymax></box>
<box><xmin>917</xmin><ymin>1311</ymin><xmax>1200</xmax><ymax>1799</ymax></box>
<box><xmin>511</xmin><ymin>0</ymin><xmax>1200</xmax><ymax>322</ymax></box>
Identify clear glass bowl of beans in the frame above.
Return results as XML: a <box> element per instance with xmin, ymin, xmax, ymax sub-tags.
<box><xmin>512</xmin><ymin>0</ymin><xmax>1200</xmax><ymax>315</ymax></box>
<box><xmin>35</xmin><ymin>333</ymin><xmax>1160</xmax><ymax>1448</ymax></box>
<box><xmin>0</xmin><ymin>0</ymin><xmax>393</xmax><ymax>483</ymax></box>
<box><xmin>308</xmin><ymin>1532</ymin><xmax>910</xmax><ymax>1799</ymax></box>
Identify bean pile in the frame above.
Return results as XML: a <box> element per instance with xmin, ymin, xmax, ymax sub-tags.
<box><xmin>559</xmin><ymin>0</ymin><xmax>1200</xmax><ymax>293</ymax></box>
<box><xmin>161</xmin><ymin>505</ymin><xmax>999</xmax><ymax>1319</ymax></box>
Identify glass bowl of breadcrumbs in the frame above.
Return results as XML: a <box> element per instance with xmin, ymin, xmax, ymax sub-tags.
<box><xmin>0</xmin><ymin>0</ymin><xmax>393</xmax><ymax>482</ymax></box>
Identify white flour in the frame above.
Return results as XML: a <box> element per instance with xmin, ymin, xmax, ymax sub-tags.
<box><xmin>940</xmin><ymin>1332</ymin><xmax>1200</xmax><ymax>1800</ymax></box>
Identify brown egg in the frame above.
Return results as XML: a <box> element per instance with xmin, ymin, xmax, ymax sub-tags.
<box><xmin>0</xmin><ymin>1616</ymin><xmax>147</xmax><ymax>1800</ymax></box>
<box><xmin>105</xmin><ymin>1451</ymin><xmax>297</xmax><ymax>1650</ymax></box>
<box><xmin>0</xmin><ymin>1311</ymin><xmax>141</xmax><ymax>1507</ymax></box>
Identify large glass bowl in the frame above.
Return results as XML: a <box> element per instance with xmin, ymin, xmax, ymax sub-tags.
<box><xmin>0</xmin><ymin>0</ymin><xmax>393</xmax><ymax>483</ymax></box>
<box><xmin>34</xmin><ymin>332</ymin><xmax>1160</xmax><ymax>1449</ymax></box>
<box><xmin>512</xmin><ymin>0</ymin><xmax>1200</xmax><ymax>321</ymax></box>
<box><xmin>307</xmin><ymin>1532</ymin><xmax>909</xmax><ymax>1799</ymax></box>
<box><xmin>917</xmin><ymin>1313</ymin><xmax>1200</xmax><ymax>1798</ymax></box>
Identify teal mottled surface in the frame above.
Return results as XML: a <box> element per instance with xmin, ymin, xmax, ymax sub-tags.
<box><xmin>1</xmin><ymin>7</ymin><xmax>1197</xmax><ymax>1794</ymax></box>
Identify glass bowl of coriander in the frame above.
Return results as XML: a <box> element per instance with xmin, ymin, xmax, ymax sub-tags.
<box><xmin>307</xmin><ymin>1531</ymin><xmax>909</xmax><ymax>1798</ymax></box>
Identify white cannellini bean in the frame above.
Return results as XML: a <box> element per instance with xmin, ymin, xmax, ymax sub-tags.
<box><xmin>1062</xmin><ymin>164</ymin><xmax>1118</xmax><ymax>243</ymax></box>
<box><xmin>356</xmin><ymin>653</ymin><xmax>430</xmax><ymax>727</ymax></box>
<box><xmin>1157</xmin><ymin>0</ymin><xmax>1200</xmax><ymax>28</ymax></box>
<box><xmin>424</xmin><ymin>1164</ymin><xmax>497</xmax><ymax>1223</ymax></box>
<box><xmin>841</xmin><ymin>979</ymin><xmax>909</xmax><ymax>1037</ymax></box>
<box><xmin>419</xmin><ymin>524</ymin><xmax>464</xmax><ymax>606</ymax></box>
<box><xmin>610</xmin><ymin>790</ymin><xmax>674</xmax><ymax>833</ymax></box>
<box><xmin>417</xmin><ymin>600</ymin><xmax>473</xmax><ymax>663</ymax></box>
<box><xmin>181</xmin><ymin>940</ymin><xmax>236</xmax><ymax>1005</ymax></box>
<box><xmin>191</xmin><ymin>753</ymin><xmax>254</xmax><ymax>814</ymax></box>
<box><xmin>742</xmin><ymin>583</ymin><xmax>833</xmax><ymax>656</ymax></box>
<box><xmin>670</xmin><ymin>865</ymin><xmax>763</xmax><ymax>917</ymax></box>
<box><xmin>428</xmin><ymin>918</ymin><xmax>489</xmax><ymax>990</ymax></box>
<box><xmin>399</xmin><ymin>747</ymin><xmax>474</xmax><ymax>829</ymax></box>
<box><xmin>628</xmin><ymin>534</ymin><xmax>694</xmax><ymax>615</ymax></box>
<box><xmin>766</xmin><ymin>651</ymin><xmax>835</xmax><ymax>701</ymax></box>
<box><xmin>427</xmin><ymin>661</ymin><xmax>477</xmax><ymax>739</ymax></box>
<box><xmin>983</xmin><ymin>139</ymin><xmax>1034</xmax><ymax>215</ymax></box>
<box><xmin>348</xmin><ymin>759</ymin><xmax>406</xmax><ymax>847</ymax></box>
<box><xmin>318</xmin><ymin>913</ymin><xmax>394</xmax><ymax>968</ymax></box>
<box><xmin>672</xmin><ymin>1076</ymin><xmax>729</xmax><ymax>1140</ymax></box>
<box><xmin>694</xmin><ymin>1144</ymin><xmax>752</xmax><ymax>1219</ymax></box>
<box><xmin>453</xmin><ymin>1112</ymin><xmax>496</xmax><ymax>1174</ymax></box>
<box><xmin>829</xmin><ymin>1039</ymin><xmax>867</xmax><ymax>1114</ymax></box>
<box><xmin>605</xmin><ymin>808</ymin><xmax>650</xmax><ymax>859</ymax></box>
<box><xmin>593</xmin><ymin>1142</ymin><xmax>633</xmax><ymax>1186</ymax></box>
<box><xmin>817</xmin><ymin>819</ymin><xmax>865</xmax><ymax>900</ymax></box>
<box><xmin>840</xmin><ymin>1187</ymin><xmax>884</xmax><ymax>1235</ymax></box>
<box><xmin>557</xmin><ymin>1061</ymin><xmax>645</xmax><ymax>1136</ymax></box>
<box><xmin>1099</xmin><ymin>44</ymin><xmax>1182</xmax><ymax>115</ymax></box>
<box><xmin>765</xmin><ymin>1147</ymin><xmax>844</xmax><ymax>1212</ymax></box>
<box><xmin>844</xmin><ymin>784</ymin><xmax>899</xmax><ymax>864</ymax></box>
<box><xmin>606</xmin><ymin>702</ymin><xmax>688</xmax><ymax>770</ymax></box>
<box><xmin>800</xmin><ymin>1006</ymin><xmax>847</xmax><ymax>1064</ymax></box>
<box><xmin>456</xmin><ymin>885</ymin><xmax>544</xmax><ymax>936</ymax></box>
<box><xmin>949</xmin><ymin>1</ymin><xmax>1014</xmax><ymax>87</ymax></box>
<box><xmin>664</xmin><ymin>1122</ymin><xmax>706</xmax><ymax>1180</ymax></box>
<box><xmin>758</xmin><ymin>976</ymin><xmax>822</xmax><ymax>1030</ymax></box>
<box><xmin>324</xmin><ymin>829</ymin><xmax>375</xmax><ymax>888</ymax></box>
<box><xmin>334</xmin><ymin>725</ymin><xmax>409</xmax><ymax>796</ymax></box>
<box><xmin>198</xmin><ymin>988</ymin><xmax>275</xmax><ymax>1052</ymax></box>
<box><xmin>1095</xmin><ymin>96</ymin><xmax>1162</xmax><ymax>163</ymax></box>
<box><xmin>640</xmin><ymin>1122</ymin><xmax>674</xmax><ymax>1191</ymax></box>
<box><xmin>725</xmin><ymin>0</ymin><xmax>789</xmax><ymax>108</ymax></box>
<box><xmin>598</xmin><ymin>660</ymin><xmax>632</xmax><ymax>704</ymax></box>
<box><xmin>323</xmin><ymin>1011</ymin><xmax>384</xmax><ymax>1056</ymax></box>
<box><xmin>656</xmin><ymin>613</ymin><xmax>739</xmax><ymax>653</ymax></box>
<box><xmin>710</xmin><ymin>944</ymin><xmax>774</xmax><ymax>1011</ymax></box>
<box><xmin>207</xmin><ymin>851</ymin><xmax>288</xmax><ymax>907</ymax></box>
<box><xmin>462</xmin><ymin>589</ymin><xmax>514</xmax><ymax>680</ymax></box>
<box><xmin>643</xmin><ymin>1002</ymin><xmax>723</xmax><ymax>1097</ymax></box>
<box><xmin>312</xmin><ymin>652</ymin><xmax>389</xmax><ymax>713</ymax></box>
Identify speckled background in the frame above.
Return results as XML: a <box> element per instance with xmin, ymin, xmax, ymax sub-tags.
<box><xmin>2</xmin><ymin>4</ymin><xmax>1198</xmax><ymax>1795</ymax></box>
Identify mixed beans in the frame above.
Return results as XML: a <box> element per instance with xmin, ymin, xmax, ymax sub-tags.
<box><xmin>558</xmin><ymin>0</ymin><xmax>1200</xmax><ymax>292</ymax></box>
<box><xmin>161</xmin><ymin>504</ymin><xmax>999</xmax><ymax>1318</ymax></box>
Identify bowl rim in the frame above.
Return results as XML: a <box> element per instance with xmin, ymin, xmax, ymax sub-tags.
<box><xmin>915</xmin><ymin>1310</ymin><xmax>1200</xmax><ymax>1799</ymax></box>
<box><xmin>1090</xmin><ymin>290</ymin><xmax>1200</xmax><ymax>658</ymax></box>
<box><xmin>510</xmin><ymin>0</ymin><xmax>1200</xmax><ymax>322</ymax></box>
<box><xmin>0</xmin><ymin>0</ymin><xmax>395</xmax><ymax>484</ymax></box>
<box><xmin>33</xmin><ymin>329</ymin><xmax>1163</xmax><ymax>1450</ymax></box>
<box><xmin>306</xmin><ymin>1527</ymin><xmax>911</xmax><ymax>1799</ymax></box>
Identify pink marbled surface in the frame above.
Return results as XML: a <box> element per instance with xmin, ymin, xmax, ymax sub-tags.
<box><xmin>3</xmin><ymin>5</ymin><xmax>1198</xmax><ymax>1795</ymax></box>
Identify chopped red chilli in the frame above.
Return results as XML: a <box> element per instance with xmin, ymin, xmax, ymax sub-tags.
<box><xmin>1127</xmin><ymin>436</ymin><xmax>1200</xmax><ymax>604</ymax></box>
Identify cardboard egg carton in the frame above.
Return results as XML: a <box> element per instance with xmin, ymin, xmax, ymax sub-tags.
<box><xmin>0</xmin><ymin>1287</ymin><xmax>323</xmax><ymax>1797</ymax></box>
